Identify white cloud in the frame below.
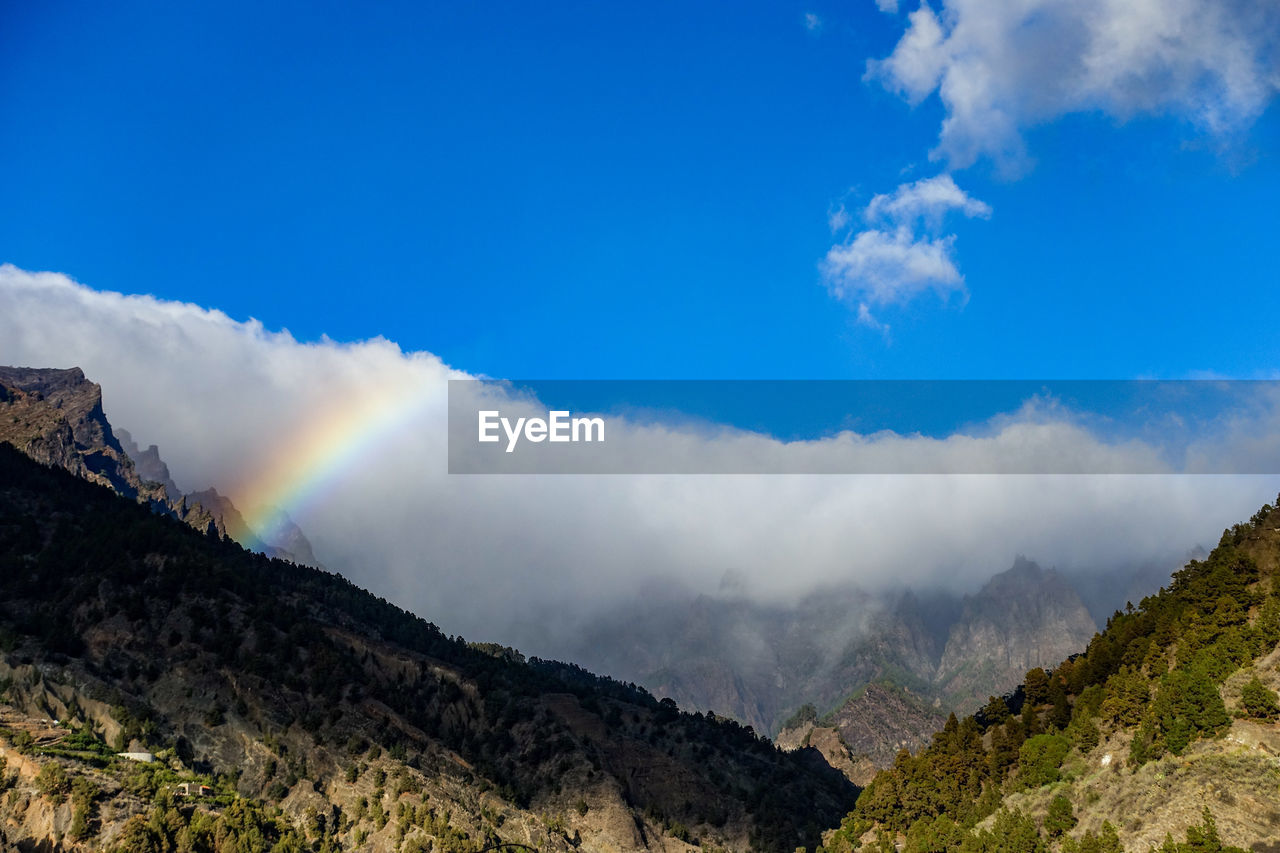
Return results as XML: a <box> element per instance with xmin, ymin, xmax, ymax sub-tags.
<box><xmin>864</xmin><ymin>173</ymin><xmax>991</xmax><ymax>226</ymax></box>
<box><xmin>823</xmin><ymin>226</ymin><xmax>963</xmax><ymax>314</ymax></box>
<box><xmin>827</xmin><ymin>203</ymin><xmax>850</xmax><ymax>233</ymax></box>
<box><xmin>1</xmin><ymin>265</ymin><xmax>1277</xmax><ymax>663</ymax></box>
<box><xmin>869</xmin><ymin>0</ymin><xmax>1280</xmax><ymax>168</ymax></box>
<box><xmin>804</xmin><ymin>12</ymin><xmax>823</xmax><ymax>33</ymax></box>
<box><xmin>875</xmin><ymin>0</ymin><xmax>899</xmax><ymax>13</ymax></box>
<box><xmin>822</xmin><ymin>174</ymin><xmax>988</xmax><ymax>323</ymax></box>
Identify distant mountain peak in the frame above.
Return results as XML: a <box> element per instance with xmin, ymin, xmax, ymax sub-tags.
<box><xmin>935</xmin><ymin>554</ymin><xmax>1097</xmax><ymax>711</ymax></box>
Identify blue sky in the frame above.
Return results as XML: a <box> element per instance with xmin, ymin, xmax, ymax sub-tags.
<box><xmin>3</xmin><ymin>0</ymin><xmax>1279</xmax><ymax>381</ymax></box>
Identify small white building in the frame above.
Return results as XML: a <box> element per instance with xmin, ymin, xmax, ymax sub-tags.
<box><xmin>116</xmin><ymin>752</ymin><xmax>156</xmax><ymax>763</ymax></box>
<box><xmin>175</xmin><ymin>782</ymin><xmax>213</xmax><ymax>797</ymax></box>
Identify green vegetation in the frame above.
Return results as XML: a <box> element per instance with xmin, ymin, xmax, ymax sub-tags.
<box><xmin>35</xmin><ymin>762</ymin><xmax>70</xmax><ymax>804</ymax></box>
<box><xmin>822</xmin><ymin>494</ymin><xmax>1280</xmax><ymax>852</ymax></box>
<box><xmin>1239</xmin><ymin>675</ymin><xmax>1279</xmax><ymax>720</ymax></box>
<box><xmin>1044</xmin><ymin>794</ymin><xmax>1076</xmax><ymax>838</ymax></box>
<box><xmin>1060</xmin><ymin>822</ymin><xmax>1123</xmax><ymax>853</ymax></box>
<box><xmin>782</xmin><ymin>702</ymin><xmax>819</xmax><ymax>731</ymax></box>
<box><xmin>34</xmin><ymin>725</ymin><xmax>117</xmax><ymax>766</ymax></box>
<box><xmin>962</xmin><ymin>808</ymin><xmax>1044</xmax><ymax>853</ymax></box>
<box><xmin>1017</xmin><ymin>734</ymin><xmax>1070</xmax><ymax>789</ymax></box>
<box><xmin>1152</xmin><ymin>808</ymin><xmax>1249</xmax><ymax>853</ymax></box>
<box><xmin>69</xmin><ymin>776</ymin><xmax>98</xmax><ymax>842</ymax></box>
<box><xmin>107</xmin><ymin>792</ymin><xmax>309</xmax><ymax>853</ymax></box>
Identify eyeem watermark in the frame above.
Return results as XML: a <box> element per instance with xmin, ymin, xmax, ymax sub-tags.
<box><xmin>450</xmin><ymin>379</ymin><xmax>1280</xmax><ymax>474</ymax></box>
<box><xmin>478</xmin><ymin>410</ymin><xmax>605</xmax><ymax>453</ymax></box>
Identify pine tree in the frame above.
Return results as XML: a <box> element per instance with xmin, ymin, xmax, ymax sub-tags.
<box><xmin>1044</xmin><ymin>794</ymin><xmax>1076</xmax><ymax>837</ymax></box>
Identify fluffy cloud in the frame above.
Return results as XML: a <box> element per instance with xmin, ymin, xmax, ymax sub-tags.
<box><xmin>1</xmin><ymin>265</ymin><xmax>1277</xmax><ymax>662</ymax></box>
<box><xmin>870</xmin><ymin>0</ymin><xmax>1280</xmax><ymax>167</ymax></box>
<box><xmin>864</xmin><ymin>173</ymin><xmax>992</xmax><ymax>225</ymax></box>
<box><xmin>822</xmin><ymin>174</ymin><xmax>989</xmax><ymax>326</ymax></box>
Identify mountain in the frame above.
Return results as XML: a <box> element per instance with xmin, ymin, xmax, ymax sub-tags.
<box><xmin>0</xmin><ymin>442</ymin><xmax>857</xmax><ymax>852</ymax></box>
<box><xmin>826</xmin><ymin>498</ymin><xmax>1280</xmax><ymax>852</ymax></box>
<box><xmin>768</xmin><ymin>566</ymin><xmax>1097</xmax><ymax>787</ymax></box>
<box><xmin>0</xmin><ymin>365</ymin><xmax>159</xmax><ymax>500</ymax></box>
<box><xmin>933</xmin><ymin>557</ymin><xmax>1101</xmax><ymax>713</ymax></box>
<box><xmin>0</xmin><ymin>365</ymin><xmax>319</xmax><ymax>567</ymax></box>
<box><xmin>568</xmin><ymin>561</ymin><xmax>1097</xmax><ymax>778</ymax></box>
<box><xmin>776</xmin><ymin>683</ymin><xmax>949</xmax><ymax>786</ymax></box>
<box><xmin>0</xmin><ymin>366</ymin><xmax>218</xmax><ymax>533</ymax></box>
<box><xmin>115</xmin><ymin>428</ymin><xmax>182</xmax><ymax>497</ymax></box>
<box><xmin>0</xmin><ymin>365</ymin><xmax>1111</xmax><ymax>832</ymax></box>
<box><xmin>182</xmin><ymin>486</ymin><xmax>322</xmax><ymax>568</ymax></box>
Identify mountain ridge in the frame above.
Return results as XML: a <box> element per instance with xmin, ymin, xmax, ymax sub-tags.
<box><xmin>569</xmin><ymin>558</ymin><xmax>1098</xmax><ymax>783</ymax></box>
<box><xmin>0</xmin><ymin>365</ymin><xmax>319</xmax><ymax>567</ymax></box>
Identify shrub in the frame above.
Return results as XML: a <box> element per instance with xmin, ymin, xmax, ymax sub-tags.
<box><xmin>1240</xmin><ymin>676</ymin><xmax>1280</xmax><ymax>720</ymax></box>
<box><xmin>1061</xmin><ymin>821</ymin><xmax>1123</xmax><ymax>853</ymax></box>
<box><xmin>1017</xmin><ymin>734</ymin><xmax>1070</xmax><ymax>789</ymax></box>
<box><xmin>35</xmin><ymin>762</ymin><xmax>70</xmax><ymax>804</ymax></box>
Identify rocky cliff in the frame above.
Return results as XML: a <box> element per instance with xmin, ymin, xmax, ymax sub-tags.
<box><xmin>0</xmin><ymin>365</ymin><xmax>319</xmax><ymax>567</ymax></box>
<box><xmin>0</xmin><ymin>366</ymin><xmax>151</xmax><ymax>499</ymax></box>
<box><xmin>934</xmin><ymin>557</ymin><xmax>1099</xmax><ymax>711</ymax></box>
<box><xmin>776</xmin><ymin>683</ymin><xmax>949</xmax><ymax>786</ymax></box>
<box><xmin>0</xmin><ymin>366</ymin><xmax>223</xmax><ymax>535</ymax></box>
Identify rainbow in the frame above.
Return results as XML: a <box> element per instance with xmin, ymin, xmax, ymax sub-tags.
<box><xmin>230</xmin><ymin>384</ymin><xmax>434</xmax><ymax>547</ymax></box>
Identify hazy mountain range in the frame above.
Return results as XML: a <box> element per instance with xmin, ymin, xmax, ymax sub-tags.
<box><xmin>565</xmin><ymin>559</ymin><xmax>1098</xmax><ymax>751</ymax></box>
<box><xmin>0</xmin><ymin>366</ymin><xmax>1186</xmax><ymax>787</ymax></box>
<box><xmin>2</xmin><ymin>365</ymin><xmax>1278</xmax><ymax>851</ymax></box>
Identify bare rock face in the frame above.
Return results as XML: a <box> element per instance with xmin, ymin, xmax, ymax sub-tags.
<box><xmin>0</xmin><ymin>367</ymin><xmax>227</xmax><ymax>538</ymax></box>
<box><xmin>0</xmin><ymin>366</ymin><xmax>147</xmax><ymax>499</ymax></box>
<box><xmin>934</xmin><ymin>557</ymin><xmax>1098</xmax><ymax>712</ymax></box>
<box><xmin>116</xmin><ymin>427</ymin><xmax>182</xmax><ymax>496</ymax></box>
<box><xmin>249</xmin><ymin>506</ymin><xmax>321</xmax><ymax>567</ymax></box>
<box><xmin>775</xmin><ymin>721</ymin><xmax>879</xmax><ymax>786</ymax></box>
<box><xmin>0</xmin><ymin>366</ymin><xmax>320</xmax><ymax>566</ymax></box>
<box><xmin>826</xmin><ymin>683</ymin><xmax>948</xmax><ymax>767</ymax></box>
<box><xmin>776</xmin><ymin>683</ymin><xmax>948</xmax><ymax>785</ymax></box>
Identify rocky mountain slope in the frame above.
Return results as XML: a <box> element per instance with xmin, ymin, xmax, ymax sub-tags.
<box><xmin>934</xmin><ymin>558</ymin><xmax>1101</xmax><ymax>713</ymax></box>
<box><xmin>0</xmin><ymin>365</ymin><xmax>318</xmax><ymax>566</ymax></box>
<box><xmin>571</xmin><ymin>561</ymin><xmax>1097</xmax><ymax>780</ymax></box>
<box><xmin>775</xmin><ymin>683</ymin><xmax>948</xmax><ymax>786</ymax></box>
<box><xmin>0</xmin><ymin>442</ymin><xmax>856</xmax><ymax>852</ymax></box>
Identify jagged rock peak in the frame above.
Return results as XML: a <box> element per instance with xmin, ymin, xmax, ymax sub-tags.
<box><xmin>116</xmin><ymin>427</ymin><xmax>182</xmax><ymax>495</ymax></box>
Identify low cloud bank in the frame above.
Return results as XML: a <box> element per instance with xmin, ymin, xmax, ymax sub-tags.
<box><xmin>1</xmin><ymin>265</ymin><xmax>1275</xmax><ymax>658</ymax></box>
